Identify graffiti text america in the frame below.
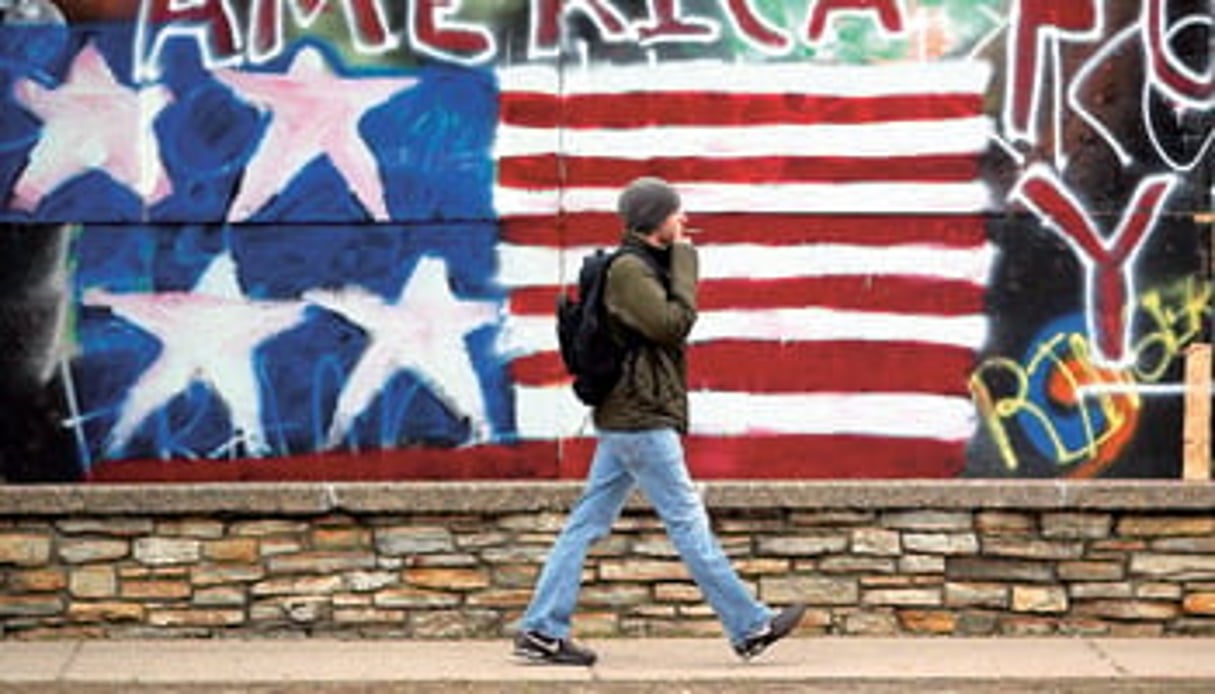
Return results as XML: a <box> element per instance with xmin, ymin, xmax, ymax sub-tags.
<box><xmin>136</xmin><ymin>0</ymin><xmax>914</xmax><ymax>77</ymax></box>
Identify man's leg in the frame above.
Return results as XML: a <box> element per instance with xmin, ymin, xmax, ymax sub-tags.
<box><xmin>519</xmin><ymin>435</ymin><xmax>634</xmax><ymax>639</ymax></box>
<box><xmin>621</xmin><ymin>429</ymin><xmax>772</xmax><ymax>646</ymax></box>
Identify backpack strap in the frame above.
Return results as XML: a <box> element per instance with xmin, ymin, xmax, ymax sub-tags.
<box><xmin>603</xmin><ymin>245</ymin><xmax>670</xmax><ymax>355</ymax></box>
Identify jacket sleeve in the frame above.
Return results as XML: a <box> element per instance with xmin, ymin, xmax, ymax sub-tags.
<box><xmin>604</xmin><ymin>242</ymin><xmax>698</xmax><ymax>346</ymax></box>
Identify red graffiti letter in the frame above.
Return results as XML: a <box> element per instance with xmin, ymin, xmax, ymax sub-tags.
<box><xmin>804</xmin><ymin>0</ymin><xmax>905</xmax><ymax>43</ymax></box>
<box><xmin>721</xmin><ymin>0</ymin><xmax>792</xmax><ymax>53</ymax></box>
<box><xmin>249</xmin><ymin>0</ymin><xmax>395</xmax><ymax>64</ymax></box>
<box><xmin>1142</xmin><ymin>0</ymin><xmax>1214</xmax><ymax>107</ymax></box>
<box><xmin>637</xmin><ymin>0</ymin><xmax>718</xmax><ymax>44</ymax></box>
<box><xmin>529</xmin><ymin>0</ymin><xmax>632</xmax><ymax>58</ymax></box>
<box><xmin>1011</xmin><ymin>165</ymin><xmax>1178</xmax><ymax>365</ymax></box>
<box><xmin>1003</xmin><ymin>0</ymin><xmax>1102</xmax><ymax>144</ymax></box>
<box><xmin>136</xmin><ymin>0</ymin><xmax>242</xmax><ymax>80</ymax></box>
<box><xmin>411</xmin><ymin>0</ymin><xmax>494</xmax><ymax>64</ymax></box>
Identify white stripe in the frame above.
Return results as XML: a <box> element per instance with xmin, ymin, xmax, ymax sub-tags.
<box><xmin>513</xmin><ymin>387</ymin><xmax>977</xmax><ymax>440</ymax></box>
<box><xmin>496</xmin><ymin>242</ymin><xmax>996</xmax><ymax>288</ymax></box>
<box><xmin>693</xmin><ymin>308</ymin><xmax>989</xmax><ymax>347</ymax></box>
<box><xmin>498</xmin><ymin>61</ymin><xmax>992</xmax><ymax>97</ymax></box>
<box><xmin>493</xmin><ymin>119</ymin><xmax>993</xmax><ymax>158</ymax></box>
<box><xmin>496</xmin><ymin>181</ymin><xmax>992</xmax><ymax>215</ymax></box>
<box><xmin>498</xmin><ymin>308</ymin><xmax>990</xmax><ymax>357</ymax></box>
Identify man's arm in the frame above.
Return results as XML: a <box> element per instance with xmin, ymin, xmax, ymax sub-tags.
<box><xmin>605</xmin><ymin>243</ymin><xmax>698</xmax><ymax>346</ymax></box>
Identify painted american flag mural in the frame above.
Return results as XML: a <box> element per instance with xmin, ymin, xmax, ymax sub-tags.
<box><xmin>1</xmin><ymin>34</ymin><xmax>993</xmax><ymax>480</ymax></box>
<box><xmin>495</xmin><ymin>61</ymin><xmax>994</xmax><ymax>478</ymax></box>
<box><xmin>0</xmin><ymin>0</ymin><xmax>1207</xmax><ymax>482</ymax></box>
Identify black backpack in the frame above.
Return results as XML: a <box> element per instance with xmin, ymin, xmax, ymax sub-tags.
<box><xmin>556</xmin><ymin>246</ymin><xmax>656</xmax><ymax>406</ymax></box>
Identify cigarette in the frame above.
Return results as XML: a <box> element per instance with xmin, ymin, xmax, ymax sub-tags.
<box><xmin>684</xmin><ymin>227</ymin><xmax>704</xmax><ymax>235</ymax></box>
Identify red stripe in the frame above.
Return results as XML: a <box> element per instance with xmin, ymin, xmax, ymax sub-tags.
<box><xmin>510</xmin><ymin>286</ymin><xmax>569</xmax><ymax>316</ymax></box>
<box><xmin>88</xmin><ymin>444</ymin><xmax>561</xmax><ymax>482</ymax></box>
<box><xmin>87</xmin><ymin>435</ymin><xmax>965</xmax><ymax>482</ymax></box>
<box><xmin>500</xmin><ymin>213</ymin><xmax>987</xmax><ymax>248</ymax></box>
<box><xmin>687</xmin><ymin>341</ymin><xmax>974</xmax><ymax>394</ymax></box>
<box><xmin>700</xmin><ymin>276</ymin><xmax>984</xmax><ymax>313</ymax></box>
<box><xmin>691</xmin><ymin>435</ymin><xmax>965</xmax><ymax>479</ymax></box>
<box><xmin>509</xmin><ymin>341</ymin><xmax>974</xmax><ymax>395</ymax></box>
<box><xmin>499</xmin><ymin>92</ymin><xmax>983</xmax><ymax>128</ymax></box>
<box><xmin>509</xmin><ymin>351</ymin><xmax>571</xmax><ymax>386</ymax></box>
<box><xmin>499</xmin><ymin>154</ymin><xmax>979</xmax><ymax>187</ymax></box>
<box><xmin>509</xmin><ymin>275</ymin><xmax>984</xmax><ymax>316</ymax></box>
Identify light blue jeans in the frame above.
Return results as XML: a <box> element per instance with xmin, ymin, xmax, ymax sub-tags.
<box><xmin>520</xmin><ymin>428</ymin><xmax>772</xmax><ymax>646</ymax></box>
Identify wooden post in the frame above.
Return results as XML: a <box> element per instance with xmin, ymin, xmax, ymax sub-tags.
<box><xmin>1183</xmin><ymin>343</ymin><xmax>1212</xmax><ymax>481</ymax></box>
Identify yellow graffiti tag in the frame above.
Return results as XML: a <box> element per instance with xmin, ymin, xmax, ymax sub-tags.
<box><xmin>1133</xmin><ymin>276</ymin><xmax>1212</xmax><ymax>382</ymax></box>
<box><xmin>970</xmin><ymin>334</ymin><xmax>1139</xmax><ymax>473</ymax></box>
<box><xmin>971</xmin><ymin>276</ymin><xmax>1211</xmax><ymax>474</ymax></box>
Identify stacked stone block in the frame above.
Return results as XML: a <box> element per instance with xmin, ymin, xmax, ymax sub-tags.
<box><xmin>2</xmin><ymin>485</ymin><xmax>1214</xmax><ymax>638</ymax></box>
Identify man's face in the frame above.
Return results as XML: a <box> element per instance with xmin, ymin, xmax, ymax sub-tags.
<box><xmin>650</xmin><ymin>209</ymin><xmax>687</xmax><ymax>247</ymax></box>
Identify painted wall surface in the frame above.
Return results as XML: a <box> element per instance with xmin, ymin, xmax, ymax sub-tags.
<box><xmin>0</xmin><ymin>0</ymin><xmax>1209</xmax><ymax>483</ymax></box>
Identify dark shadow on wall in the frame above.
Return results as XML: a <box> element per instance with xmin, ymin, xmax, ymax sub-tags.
<box><xmin>0</xmin><ymin>224</ymin><xmax>79</xmax><ymax>482</ymax></box>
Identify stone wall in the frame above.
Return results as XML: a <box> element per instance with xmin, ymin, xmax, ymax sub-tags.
<box><xmin>2</xmin><ymin>482</ymin><xmax>1214</xmax><ymax>639</ymax></box>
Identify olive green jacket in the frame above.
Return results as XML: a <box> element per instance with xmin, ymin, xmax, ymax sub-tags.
<box><xmin>592</xmin><ymin>232</ymin><xmax>698</xmax><ymax>433</ymax></box>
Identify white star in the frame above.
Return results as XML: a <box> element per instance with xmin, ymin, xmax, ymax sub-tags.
<box><xmin>304</xmin><ymin>255</ymin><xmax>498</xmax><ymax>448</ymax></box>
<box><xmin>12</xmin><ymin>42</ymin><xmax>172</xmax><ymax>211</ymax></box>
<box><xmin>84</xmin><ymin>252</ymin><xmax>307</xmax><ymax>458</ymax></box>
<box><xmin>215</xmin><ymin>45</ymin><xmax>415</xmax><ymax>220</ymax></box>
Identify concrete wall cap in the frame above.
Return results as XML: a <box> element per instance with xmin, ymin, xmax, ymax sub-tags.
<box><xmin>0</xmin><ymin>480</ymin><xmax>1212</xmax><ymax>516</ymax></box>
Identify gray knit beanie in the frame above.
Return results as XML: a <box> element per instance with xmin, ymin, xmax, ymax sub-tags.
<box><xmin>617</xmin><ymin>177</ymin><xmax>681</xmax><ymax>233</ymax></box>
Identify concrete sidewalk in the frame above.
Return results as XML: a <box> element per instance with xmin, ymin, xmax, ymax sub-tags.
<box><xmin>2</xmin><ymin>637</ymin><xmax>1214</xmax><ymax>692</ymax></box>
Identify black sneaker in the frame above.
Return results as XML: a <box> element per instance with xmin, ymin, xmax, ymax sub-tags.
<box><xmin>513</xmin><ymin>630</ymin><xmax>598</xmax><ymax>666</ymax></box>
<box><xmin>734</xmin><ymin>603</ymin><xmax>808</xmax><ymax>660</ymax></box>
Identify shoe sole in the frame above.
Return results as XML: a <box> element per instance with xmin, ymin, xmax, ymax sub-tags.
<box><xmin>736</xmin><ymin>604</ymin><xmax>809</xmax><ymax>661</ymax></box>
<box><xmin>512</xmin><ymin>647</ymin><xmax>595</xmax><ymax>667</ymax></box>
<box><xmin>736</xmin><ymin>645</ymin><xmax>766</xmax><ymax>661</ymax></box>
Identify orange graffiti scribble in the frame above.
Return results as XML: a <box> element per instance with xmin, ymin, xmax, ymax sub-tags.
<box><xmin>1047</xmin><ymin>354</ymin><xmax>1140</xmax><ymax>479</ymax></box>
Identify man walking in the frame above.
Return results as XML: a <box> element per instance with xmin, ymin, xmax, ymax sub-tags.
<box><xmin>513</xmin><ymin>177</ymin><xmax>807</xmax><ymax>666</ymax></box>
